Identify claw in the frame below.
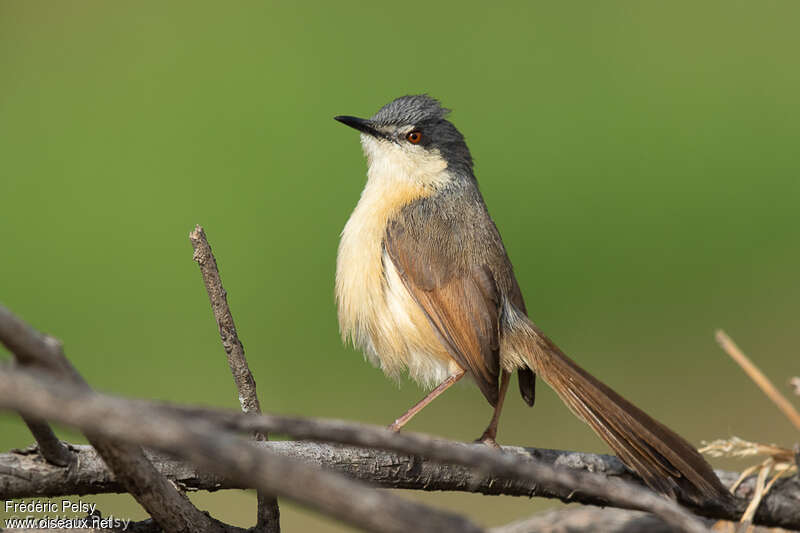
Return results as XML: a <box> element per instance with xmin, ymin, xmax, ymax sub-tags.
<box><xmin>476</xmin><ymin>433</ymin><xmax>502</xmax><ymax>450</ymax></box>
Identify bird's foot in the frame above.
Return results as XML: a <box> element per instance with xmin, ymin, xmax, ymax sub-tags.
<box><xmin>475</xmin><ymin>431</ymin><xmax>502</xmax><ymax>450</ymax></box>
<box><xmin>387</xmin><ymin>422</ymin><xmax>401</xmax><ymax>433</ymax></box>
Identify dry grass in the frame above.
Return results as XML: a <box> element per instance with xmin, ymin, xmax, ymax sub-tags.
<box><xmin>790</xmin><ymin>377</ymin><xmax>800</xmax><ymax>397</ymax></box>
<box><xmin>700</xmin><ymin>436</ymin><xmax>796</xmax><ymax>525</ymax></box>
<box><xmin>714</xmin><ymin>331</ymin><xmax>800</xmax><ymax>431</ymax></box>
<box><xmin>700</xmin><ymin>331</ymin><xmax>799</xmax><ymax>530</ymax></box>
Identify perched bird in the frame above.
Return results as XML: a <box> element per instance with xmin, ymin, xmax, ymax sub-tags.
<box><xmin>334</xmin><ymin>94</ymin><xmax>732</xmax><ymax>506</ymax></box>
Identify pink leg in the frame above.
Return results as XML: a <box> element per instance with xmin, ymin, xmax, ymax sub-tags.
<box><xmin>388</xmin><ymin>369</ymin><xmax>467</xmax><ymax>432</ymax></box>
<box><xmin>478</xmin><ymin>370</ymin><xmax>511</xmax><ymax>448</ymax></box>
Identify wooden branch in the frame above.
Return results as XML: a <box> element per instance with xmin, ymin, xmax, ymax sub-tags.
<box><xmin>0</xmin><ymin>367</ymin><xmax>714</xmax><ymax>533</ymax></box>
<box><xmin>189</xmin><ymin>226</ymin><xmax>263</xmax><ymax>419</ymax></box>
<box><xmin>1</xmin><ymin>516</ymin><xmax>241</xmax><ymax>533</ymax></box>
<box><xmin>0</xmin><ymin>313</ymin><xmax>73</xmax><ymax>467</ymax></box>
<box><xmin>108</xmin><ymin>410</ymin><xmax>800</xmax><ymax>530</ymax></box>
<box><xmin>195</xmin><ymin>410</ymin><xmax>721</xmax><ymax>532</ymax></box>
<box><xmin>0</xmin><ymin>305</ymin><xmax>225</xmax><ymax>533</ymax></box>
<box><xmin>3</xmin><ymin>300</ymin><xmax>794</xmax><ymax>531</ymax></box>
<box><xmin>488</xmin><ymin>506</ymin><xmax>715</xmax><ymax>533</ymax></box>
<box><xmin>17</xmin><ymin>416</ymin><xmax>72</xmax><ymax>467</ymax></box>
<box><xmin>0</xmin><ymin>365</ymin><xmax>484</xmax><ymax>533</ymax></box>
<box><xmin>190</xmin><ymin>225</ymin><xmax>280</xmax><ymax>532</ymax></box>
<box><xmin>489</xmin><ymin>507</ymin><xmax>783</xmax><ymax>533</ymax></box>
<box><xmin>4</xmin><ymin>441</ymin><xmax>798</xmax><ymax>531</ymax></box>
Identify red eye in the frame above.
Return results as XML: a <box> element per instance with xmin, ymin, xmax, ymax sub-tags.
<box><xmin>406</xmin><ymin>131</ymin><xmax>422</xmax><ymax>144</ymax></box>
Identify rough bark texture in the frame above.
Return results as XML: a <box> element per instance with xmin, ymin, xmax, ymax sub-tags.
<box><xmin>488</xmin><ymin>506</ymin><xmax>793</xmax><ymax>533</ymax></box>
<box><xmin>18</xmin><ymin>416</ymin><xmax>72</xmax><ymax>467</ymax></box>
<box><xmin>4</xmin><ymin>439</ymin><xmax>798</xmax><ymax>530</ymax></box>
<box><xmin>189</xmin><ymin>226</ymin><xmax>263</xmax><ymax>419</ymax></box>
<box><xmin>189</xmin><ymin>409</ymin><xmax>739</xmax><ymax>530</ymax></box>
<box><xmin>190</xmin><ymin>225</ymin><xmax>280</xmax><ymax>532</ymax></box>
<box><xmin>3</xmin><ymin>300</ymin><xmax>797</xmax><ymax>532</ymax></box>
<box><xmin>0</xmin><ymin>364</ymin><xmax>716</xmax><ymax>533</ymax></box>
<box><xmin>0</xmin><ymin>305</ymin><xmax>223</xmax><ymax>533</ymax></box>
<box><xmin>0</xmin><ymin>366</ymin><xmax>484</xmax><ymax>533</ymax></box>
<box><xmin>489</xmin><ymin>506</ymin><xmax>717</xmax><ymax>533</ymax></box>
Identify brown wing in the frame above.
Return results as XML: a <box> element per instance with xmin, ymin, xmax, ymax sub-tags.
<box><xmin>384</xmin><ymin>221</ymin><xmax>500</xmax><ymax>406</ymax></box>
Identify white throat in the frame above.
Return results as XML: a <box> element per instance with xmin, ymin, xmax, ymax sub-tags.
<box><xmin>360</xmin><ymin>135</ymin><xmax>450</xmax><ymax>189</ymax></box>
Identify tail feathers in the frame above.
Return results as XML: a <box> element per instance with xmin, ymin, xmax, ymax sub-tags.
<box><xmin>501</xmin><ymin>312</ymin><xmax>733</xmax><ymax>507</ymax></box>
<box><xmin>518</xmin><ymin>367</ymin><xmax>536</xmax><ymax>406</ymax></box>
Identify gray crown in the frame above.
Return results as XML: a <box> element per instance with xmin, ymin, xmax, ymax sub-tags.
<box><xmin>371</xmin><ymin>95</ymin><xmax>451</xmax><ymax>126</ymax></box>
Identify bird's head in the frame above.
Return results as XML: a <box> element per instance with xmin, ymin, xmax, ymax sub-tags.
<box><xmin>335</xmin><ymin>95</ymin><xmax>473</xmax><ymax>186</ymax></box>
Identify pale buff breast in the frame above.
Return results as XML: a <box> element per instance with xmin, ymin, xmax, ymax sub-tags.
<box><xmin>335</xmin><ymin>137</ymin><xmax>461</xmax><ymax>388</ymax></box>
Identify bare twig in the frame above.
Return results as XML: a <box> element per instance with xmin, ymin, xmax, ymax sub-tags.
<box><xmin>17</xmin><ymin>416</ymin><xmax>72</xmax><ymax>467</ymax></box>
<box><xmin>4</xmin><ymin>441</ymin><xmax>799</xmax><ymax>530</ymax></box>
<box><xmin>189</xmin><ymin>226</ymin><xmax>263</xmax><ymax>419</ymax></box>
<box><xmin>140</xmin><ymin>404</ymin><xmax>720</xmax><ymax>532</ymax></box>
<box><xmin>0</xmin><ymin>305</ymin><xmax>224</xmax><ymax>533</ymax></box>
<box><xmin>488</xmin><ymin>508</ymin><xmax>774</xmax><ymax>533</ymax></box>
<box><xmin>0</xmin><ymin>316</ymin><xmax>73</xmax><ymax>467</ymax></box>
<box><xmin>0</xmin><ymin>366</ymin><xmax>711</xmax><ymax>533</ymax></box>
<box><xmin>0</xmin><ymin>365</ymin><xmax>484</xmax><ymax>533</ymax></box>
<box><xmin>209</xmin><ymin>412</ymin><xmax>718</xmax><ymax>532</ymax></box>
<box><xmin>190</xmin><ymin>225</ymin><xmax>279</xmax><ymax>532</ymax></box>
<box><xmin>715</xmin><ymin>330</ymin><xmax>800</xmax><ymax>431</ymax></box>
<box><xmin>488</xmin><ymin>506</ymin><xmax>715</xmax><ymax>533</ymax></box>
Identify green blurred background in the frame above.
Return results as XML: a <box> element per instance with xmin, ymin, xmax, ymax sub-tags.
<box><xmin>1</xmin><ymin>1</ymin><xmax>798</xmax><ymax>530</ymax></box>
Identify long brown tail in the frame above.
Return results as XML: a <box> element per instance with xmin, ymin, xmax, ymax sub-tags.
<box><xmin>501</xmin><ymin>308</ymin><xmax>733</xmax><ymax>507</ymax></box>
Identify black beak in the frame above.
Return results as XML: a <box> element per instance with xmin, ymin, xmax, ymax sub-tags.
<box><xmin>334</xmin><ymin>115</ymin><xmax>385</xmax><ymax>139</ymax></box>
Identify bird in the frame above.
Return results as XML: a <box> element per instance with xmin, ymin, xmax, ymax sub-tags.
<box><xmin>333</xmin><ymin>94</ymin><xmax>732</xmax><ymax>507</ymax></box>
